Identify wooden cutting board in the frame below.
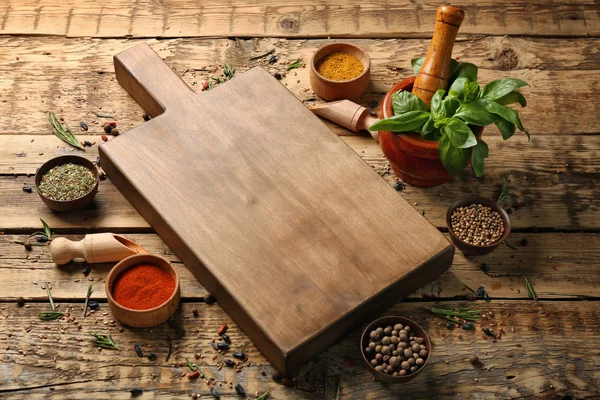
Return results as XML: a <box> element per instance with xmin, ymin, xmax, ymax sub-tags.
<box><xmin>99</xmin><ymin>43</ymin><xmax>455</xmax><ymax>374</ymax></box>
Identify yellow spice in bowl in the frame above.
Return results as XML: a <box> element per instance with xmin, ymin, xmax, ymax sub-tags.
<box><xmin>316</xmin><ymin>52</ymin><xmax>364</xmax><ymax>81</ymax></box>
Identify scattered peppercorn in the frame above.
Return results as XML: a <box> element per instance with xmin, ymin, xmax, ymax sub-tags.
<box><xmin>482</xmin><ymin>327</ymin><xmax>496</xmax><ymax>338</ymax></box>
<box><xmin>143</xmin><ymin>112</ymin><xmax>151</xmax><ymax>121</ymax></box>
<box><xmin>36</xmin><ymin>236</ymin><xmax>48</xmax><ymax>243</ymax></box>
<box><xmin>234</xmin><ymin>383</ymin><xmax>246</xmax><ymax>396</ymax></box>
<box><xmin>469</xmin><ymin>354</ymin><xmax>480</xmax><ymax>365</ymax></box>
<box><xmin>88</xmin><ymin>300</ymin><xmax>100</xmax><ymax>310</ymax></box>
<box><xmin>233</xmin><ymin>351</ymin><xmax>246</xmax><ymax>360</ymax></box>
<box><xmin>17</xmin><ymin>297</ymin><xmax>25</xmax><ymax>307</ymax></box>
<box><xmin>221</xmin><ymin>333</ymin><xmax>231</xmax><ymax>344</ymax></box>
<box><xmin>204</xmin><ymin>294</ymin><xmax>216</xmax><ymax>304</ymax></box>
<box><xmin>22</xmin><ymin>186</ymin><xmax>32</xmax><ymax>193</ymax></box>
<box><xmin>462</xmin><ymin>322</ymin><xmax>475</xmax><ymax>330</ymax></box>
<box><xmin>272</xmin><ymin>72</ymin><xmax>282</xmax><ymax>80</ymax></box>
<box><xmin>130</xmin><ymin>388</ymin><xmax>143</xmax><ymax>397</ymax></box>
<box><xmin>23</xmin><ymin>239</ymin><xmax>32</xmax><ymax>251</ymax></box>
<box><xmin>217</xmin><ymin>342</ymin><xmax>229</xmax><ymax>351</ymax></box>
<box><xmin>134</xmin><ymin>344</ymin><xmax>144</xmax><ymax>357</ymax></box>
<box><xmin>450</xmin><ymin>204</ymin><xmax>505</xmax><ymax>246</ymax></box>
<box><xmin>476</xmin><ymin>286</ymin><xmax>490</xmax><ymax>301</ymax></box>
<box><xmin>147</xmin><ymin>352</ymin><xmax>157</xmax><ymax>361</ymax></box>
<box><xmin>446</xmin><ymin>322</ymin><xmax>455</xmax><ymax>329</ymax></box>
<box><xmin>80</xmin><ymin>121</ymin><xmax>89</xmax><ymax>131</ymax></box>
<box><xmin>103</xmin><ymin>123</ymin><xmax>112</xmax><ymax>133</ymax></box>
<box><xmin>111</xmin><ymin>128</ymin><xmax>120</xmax><ymax>136</ymax></box>
<box><xmin>224</xmin><ymin>359</ymin><xmax>235</xmax><ymax>368</ymax></box>
<box><xmin>268</xmin><ymin>55</ymin><xmax>278</xmax><ymax>64</ymax></box>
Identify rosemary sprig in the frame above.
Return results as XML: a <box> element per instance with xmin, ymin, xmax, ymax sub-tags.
<box><xmin>186</xmin><ymin>359</ymin><xmax>207</xmax><ymax>379</ymax></box>
<box><xmin>208</xmin><ymin>63</ymin><xmax>236</xmax><ymax>88</ymax></box>
<box><xmin>426</xmin><ymin>307</ymin><xmax>482</xmax><ymax>323</ymax></box>
<box><xmin>286</xmin><ymin>58</ymin><xmax>305</xmax><ymax>71</ymax></box>
<box><xmin>30</xmin><ymin>218</ymin><xmax>52</xmax><ymax>240</ymax></box>
<box><xmin>256</xmin><ymin>392</ymin><xmax>270</xmax><ymax>400</ymax></box>
<box><xmin>93</xmin><ymin>111</ymin><xmax>116</xmax><ymax>119</ymax></box>
<box><xmin>49</xmin><ymin>112</ymin><xmax>84</xmax><ymax>150</ymax></box>
<box><xmin>248</xmin><ymin>49</ymin><xmax>275</xmax><ymax>60</ymax></box>
<box><xmin>524</xmin><ymin>278</ymin><xmax>537</xmax><ymax>301</ymax></box>
<box><xmin>46</xmin><ymin>286</ymin><xmax>56</xmax><ymax>312</ymax></box>
<box><xmin>39</xmin><ymin>311</ymin><xmax>64</xmax><ymax>320</ymax></box>
<box><xmin>83</xmin><ymin>284</ymin><xmax>93</xmax><ymax>317</ymax></box>
<box><xmin>166</xmin><ymin>335</ymin><xmax>172</xmax><ymax>362</ymax></box>
<box><xmin>91</xmin><ymin>332</ymin><xmax>120</xmax><ymax>350</ymax></box>
<box><xmin>497</xmin><ymin>179</ymin><xmax>509</xmax><ymax>203</ymax></box>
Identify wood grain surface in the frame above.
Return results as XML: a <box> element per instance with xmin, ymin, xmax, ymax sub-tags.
<box><xmin>0</xmin><ymin>0</ymin><xmax>598</xmax><ymax>38</ymax></box>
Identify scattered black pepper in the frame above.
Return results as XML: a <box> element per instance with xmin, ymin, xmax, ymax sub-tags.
<box><xmin>111</xmin><ymin>128</ymin><xmax>120</xmax><ymax>136</ymax></box>
<box><xmin>80</xmin><ymin>121</ymin><xmax>89</xmax><ymax>131</ymax></box>
<box><xmin>23</xmin><ymin>239</ymin><xmax>32</xmax><ymax>251</ymax></box>
<box><xmin>134</xmin><ymin>344</ymin><xmax>144</xmax><ymax>357</ymax></box>
<box><xmin>130</xmin><ymin>388</ymin><xmax>143</xmax><ymax>397</ymax></box>
<box><xmin>210</xmin><ymin>342</ymin><xmax>219</xmax><ymax>351</ymax></box>
<box><xmin>147</xmin><ymin>352</ymin><xmax>157</xmax><ymax>361</ymax></box>
<box><xmin>192</xmin><ymin>309</ymin><xmax>199</xmax><ymax>317</ymax></box>
<box><xmin>234</xmin><ymin>383</ymin><xmax>246</xmax><ymax>396</ymax></box>
<box><xmin>469</xmin><ymin>354</ymin><xmax>480</xmax><ymax>365</ymax></box>
<box><xmin>224</xmin><ymin>359</ymin><xmax>235</xmax><ymax>368</ymax></box>
<box><xmin>480</xmin><ymin>263</ymin><xmax>491</xmax><ymax>275</ymax></box>
<box><xmin>232</xmin><ymin>351</ymin><xmax>246</xmax><ymax>360</ymax></box>
<box><xmin>22</xmin><ymin>186</ymin><xmax>33</xmax><ymax>193</ymax></box>
<box><xmin>482</xmin><ymin>327</ymin><xmax>496</xmax><ymax>338</ymax></box>
<box><xmin>17</xmin><ymin>297</ymin><xmax>25</xmax><ymax>307</ymax></box>
<box><xmin>36</xmin><ymin>236</ymin><xmax>48</xmax><ymax>243</ymax></box>
<box><xmin>103</xmin><ymin>124</ymin><xmax>112</xmax><ymax>134</ymax></box>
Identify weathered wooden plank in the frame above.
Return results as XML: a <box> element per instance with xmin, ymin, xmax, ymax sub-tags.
<box><xmin>0</xmin><ymin>232</ymin><xmax>598</xmax><ymax>301</ymax></box>
<box><xmin>0</xmin><ymin>0</ymin><xmax>597</xmax><ymax>38</ymax></box>
<box><xmin>0</xmin><ymin>301</ymin><xmax>597</xmax><ymax>399</ymax></box>
<box><xmin>0</xmin><ymin>37</ymin><xmax>598</xmax><ymax>136</ymax></box>
<box><xmin>1</xmin><ymin>134</ymin><xmax>598</xmax><ymax>231</ymax></box>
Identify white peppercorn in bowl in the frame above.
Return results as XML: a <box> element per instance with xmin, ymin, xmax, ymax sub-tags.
<box><xmin>446</xmin><ymin>195</ymin><xmax>511</xmax><ymax>256</ymax></box>
<box><xmin>360</xmin><ymin>316</ymin><xmax>431</xmax><ymax>383</ymax></box>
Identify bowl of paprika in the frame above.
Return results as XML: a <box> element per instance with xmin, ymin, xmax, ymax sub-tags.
<box><xmin>106</xmin><ymin>254</ymin><xmax>180</xmax><ymax>328</ymax></box>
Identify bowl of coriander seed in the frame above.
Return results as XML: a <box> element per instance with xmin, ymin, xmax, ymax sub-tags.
<box><xmin>446</xmin><ymin>195</ymin><xmax>511</xmax><ymax>255</ymax></box>
<box><xmin>35</xmin><ymin>155</ymin><xmax>99</xmax><ymax>212</ymax></box>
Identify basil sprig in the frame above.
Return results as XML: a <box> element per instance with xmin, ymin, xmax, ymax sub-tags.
<box><xmin>370</xmin><ymin>58</ymin><xmax>529</xmax><ymax>178</ymax></box>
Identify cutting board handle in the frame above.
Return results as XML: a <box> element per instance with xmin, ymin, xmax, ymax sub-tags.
<box><xmin>114</xmin><ymin>43</ymin><xmax>195</xmax><ymax>118</ymax></box>
<box><xmin>412</xmin><ymin>5</ymin><xmax>464</xmax><ymax>107</ymax></box>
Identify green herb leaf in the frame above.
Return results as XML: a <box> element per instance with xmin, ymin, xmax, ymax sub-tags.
<box><xmin>166</xmin><ymin>335</ymin><xmax>172</xmax><ymax>362</ymax></box>
<box><xmin>471</xmin><ymin>139</ymin><xmax>489</xmax><ymax>177</ymax></box>
<box><xmin>91</xmin><ymin>332</ymin><xmax>120</xmax><ymax>350</ymax></box>
<box><xmin>411</xmin><ymin>57</ymin><xmax>425</xmax><ymax>75</ymax></box>
<box><xmin>453</xmin><ymin>62</ymin><xmax>478</xmax><ymax>82</ymax></box>
<box><xmin>426</xmin><ymin>307</ymin><xmax>482</xmax><ymax>323</ymax></box>
<box><xmin>438</xmin><ymin>134</ymin><xmax>471</xmax><ymax>177</ymax></box>
<box><xmin>442</xmin><ymin>118</ymin><xmax>477</xmax><ymax>149</ymax></box>
<box><xmin>421</xmin><ymin>116</ymin><xmax>441</xmax><ymax>140</ymax></box>
<box><xmin>46</xmin><ymin>286</ymin><xmax>56</xmax><ymax>312</ymax></box>
<box><xmin>495</xmin><ymin>119</ymin><xmax>516</xmax><ymax>140</ymax></box>
<box><xmin>479</xmin><ymin>78</ymin><xmax>528</xmax><ymax>101</ymax></box>
<box><xmin>49</xmin><ymin>112</ymin><xmax>85</xmax><ymax>151</ymax></box>
<box><xmin>524</xmin><ymin>277</ymin><xmax>537</xmax><ymax>301</ymax></box>
<box><xmin>369</xmin><ymin>111</ymin><xmax>430</xmax><ymax>133</ymax></box>
<box><xmin>448</xmin><ymin>77</ymin><xmax>468</xmax><ymax>99</ymax></box>
<box><xmin>455</xmin><ymin>101</ymin><xmax>500</xmax><ymax>126</ymax></box>
<box><xmin>497</xmin><ymin>179</ymin><xmax>509</xmax><ymax>203</ymax></box>
<box><xmin>431</xmin><ymin>90</ymin><xmax>446</xmax><ymax>120</ymax></box>
<box><xmin>442</xmin><ymin>97</ymin><xmax>461</xmax><ymax>118</ymax></box>
<box><xmin>464</xmin><ymin>81</ymin><xmax>481</xmax><ymax>103</ymax></box>
<box><xmin>286</xmin><ymin>58</ymin><xmax>305</xmax><ymax>71</ymax></box>
<box><xmin>495</xmin><ymin>91</ymin><xmax>527</xmax><ymax>107</ymax></box>
<box><xmin>40</xmin><ymin>218</ymin><xmax>51</xmax><ymax>239</ymax></box>
<box><xmin>83</xmin><ymin>284</ymin><xmax>93</xmax><ymax>318</ymax></box>
<box><xmin>479</xmin><ymin>99</ymin><xmax>529</xmax><ymax>140</ymax></box>
<box><xmin>39</xmin><ymin>311</ymin><xmax>64</xmax><ymax>320</ymax></box>
<box><xmin>392</xmin><ymin>90</ymin><xmax>427</xmax><ymax>115</ymax></box>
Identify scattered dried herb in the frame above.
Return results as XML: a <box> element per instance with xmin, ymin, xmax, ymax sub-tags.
<box><xmin>217</xmin><ymin>342</ymin><xmax>229</xmax><ymax>350</ymax></box>
<box><xmin>426</xmin><ymin>307</ymin><xmax>482</xmax><ymax>323</ymax></box>
<box><xmin>209</xmin><ymin>63</ymin><xmax>236</xmax><ymax>88</ymax></box>
<box><xmin>46</xmin><ymin>286</ymin><xmax>56</xmax><ymax>312</ymax></box>
<box><xmin>93</xmin><ymin>111</ymin><xmax>116</xmax><ymax>119</ymax></box>
<box><xmin>476</xmin><ymin>286</ymin><xmax>490</xmax><ymax>301</ymax></box>
<box><xmin>249</xmin><ymin>49</ymin><xmax>275</xmax><ymax>61</ymax></box>
<box><xmin>91</xmin><ymin>332</ymin><xmax>120</xmax><ymax>350</ymax></box>
<box><xmin>134</xmin><ymin>344</ymin><xmax>144</xmax><ymax>357</ymax></box>
<box><xmin>39</xmin><ymin>311</ymin><xmax>64</xmax><ymax>320</ymax></box>
<box><xmin>83</xmin><ymin>283</ymin><xmax>93</xmax><ymax>317</ymax></box>
<box><xmin>39</xmin><ymin>163</ymin><xmax>96</xmax><ymax>201</ymax></box>
<box><xmin>166</xmin><ymin>335</ymin><xmax>172</xmax><ymax>362</ymax></box>
<box><xmin>186</xmin><ymin>359</ymin><xmax>207</xmax><ymax>379</ymax></box>
<box><xmin>232</xmin><ymin>351</ymin><xmax>245</xmax><ymax>360</ymax></box>
<box><xmin>287</xmin><ymin>58</ymin><xmax>305</xmax><ymax>71</ymax></box>
<box><xmin>462</xmin><ymin>322</ymin><xmax>475</xmax><ymax>330</ymax></box>
<box><xmin>221</xmin><ymin>333</ymin><xmax>231</xmax><ymax>344</ymax></box>
<box><xmin>524</xmin><ymin>277</ymin><xmax>537</xmax><ymax>301</ymax></box>
<box><xmin>394</xmin><ymin>181</ymin><xmax>405</xmax><ymax>191</ymax></box>
<box><xmin>256</xmin><ymin>391</ymin><xmax>270</xmax><ymax>400</ymax></box>
<box><xmin>482</xmin><ymin>327</ymin><xmax>496</xmax><ymax>338</ymax></box>
<box><xmin>497</xmin><ymin>179</ymin><xmax>509</xmax><ymax>203</ymax></box>
<box><xmin>49</xmin><ymin>112</ymin><xmax>84</xmax><ymax>150</ymax></box>
<box><xmin>234</xmin><ymin>383</ymin><xmax>246</xmax><ymax>396</ymax></box>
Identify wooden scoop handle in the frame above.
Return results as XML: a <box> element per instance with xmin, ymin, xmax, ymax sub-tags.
<box><xmin>412</xmin><ymin>5</ymin><xmax>465</xmax><ymax>107</ymax></box>
<box><xmin>51</xmin><ymin>233</ymin><xmax>148</xmax><ymax>265</ymax></box>
<box><xmin>309</xmin><ymin>100</ymin><xmax>379</xmax><ymax>142</ymax></box>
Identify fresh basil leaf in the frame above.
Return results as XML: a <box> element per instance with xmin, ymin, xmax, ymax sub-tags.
<box><xmin>438</xmin><ymin>134</ymin><xmax>471</xmax><ymax>177</ymax></box>
<box><xmin>411</xmin><ymin>57</ymin><xmax>425</xmax><ymax>75</ymax></box>
<box><xmin>369</xmin><ymin>111</ymin><xmax>431</xmax><ymax>133</ymax></box>
<box><xmin>450</xmin><ymin>59</ymin><xmax>460</xmax><ymax>78</ymax></box>
<box><xmin>471</xmin><ymin>139</ymin><xmax>489</xmax><ymax>177</ymax></box>
<box><xmin>479</xmin><ymin>78</ymin><xmax>528</xmax><ymax>101</ymax></box>
<box><xmin>443</xmin><ymin>97</ymin><xmax>461</xmax><ymax>118</ymax></box>
<box><xmin>455</xmin><ymin>101</ymin><xmax>500</xmax><ymax>126</ymax></box>
<box><xmin>431</xmin><ymin>90</ymin><xmax>446</xmax><ymax>120</ymax></box>
<box><xmin>495</xmin><ymin>91</ymin><xmax>527</xmax><ymax>107</ymax></box>
<box><xmin>479</xmin><ymin>99</ymin><xmax>526</xmax><ymax>131</ymax></box>
<box><xmin>442</xmin><ymin>118</ymin><xmax>477</xmax><ymax>149</ymax></box>
<box><xmin>464</xmin><ymin>81</ymin><xmax>480</xmax><ymax>103</ymax></box>
<box><xmin>454</xmin><ymin>62</ymin><xmax>478</xmax><ymax>82</ymax></box>
<box><xmin>421</xmin><ymin>116</ymin><xmax>441</xmax><ymax>140</ymax></box>
<box><xmin>392</xmin><ymin>90</ymin><xmax>428</xmax><ymax>115</ymax></box>
<box><xmin>434</xmin><ymin>117</ymin><xmax>451</xmax><ymax>129</ymax></box>
<box><xmin>495</xmin><ymin>119</ymin><xmax>516</xmax><ymax>140</ymax></box>
<box><xmin>448</xmin><ymin>77</ymin><xmax>468</xmax><ymax>99</ymax></box>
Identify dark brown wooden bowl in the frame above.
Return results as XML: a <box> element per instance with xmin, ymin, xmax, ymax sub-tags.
<box><xmin>446</xmin><ymin>195</ymin><xmax>511</xmax><ymax>256</ymax></box>
<box><xmin>310</xmin><ymin>42</ymin><xmax>371</xmax><ymax>101</ymax></box>
<box><xmin>106</xmin><ymin>254</ymin><xmax>181</xmax><ymax>328</ymax></box>
<box><xmin>361</xmin><ymin>316</ymin><xmax>431</xmax><ymax>383</ymax></box>
<box><xmin>35</xmin><ymin>155</ymin><xmax>99</xmax><ymax>212</ymax></box>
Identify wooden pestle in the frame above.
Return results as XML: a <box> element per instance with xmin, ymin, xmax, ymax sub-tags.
<box><xmin>412</xmin><ymin>5</ymin><xmax>465</xmax><ymax>107</ymax></box>
<box><xmin>51</xmin><ymin>233</ymin><xmax>148</xmax><ymax>265</ymax></box>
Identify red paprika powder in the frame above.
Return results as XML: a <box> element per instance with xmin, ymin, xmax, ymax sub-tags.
<box><xmin>112</xmin><ymin>263</ymin><xmax>176</xmax><ymax>310</ymax></box>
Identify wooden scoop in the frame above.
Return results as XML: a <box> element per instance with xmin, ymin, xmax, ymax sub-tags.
<box><xmin>309</xmin><ymin>100</ymin><xmax>379</xmax><ymax>142</ymax></box>
<box><xmin>51</xmin><ymin>233</ymin><xmax>148</xmax><ymax>265</ymax></box>
<box><xmin>412</xmin><ymin>5</ymin><xmax>465</xmax><ymax>106</ymax></box>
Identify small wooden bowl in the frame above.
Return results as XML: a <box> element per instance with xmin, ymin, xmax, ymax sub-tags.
<box><xmin>310</xmin><ymin>43</ymin><xmax>370</xmax><ymax>101</ymax></box>
<box><xmin>446</xmin><ymin>195</ymin><xmax>511</xmax><ymax>256</ymax></box>
<box><xmin>361</xmin><ymin>316</ymin><xmax>431</xmax><ymax>383</ymax></box>
<box><xmin>106</xmin><ymin>254</ymin><xmax>180</xmax><ymax>328</ymax></box>
<box><xmin>35</xmin><ymin>155</ymin><xmax>99</xmax><ymax>212</ymax></box>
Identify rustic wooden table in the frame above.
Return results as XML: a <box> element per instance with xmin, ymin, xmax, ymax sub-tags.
<box><xmin>1</xmin><ymin>1</ymin><xmax>599</xmax><ymax>399</ymax></box>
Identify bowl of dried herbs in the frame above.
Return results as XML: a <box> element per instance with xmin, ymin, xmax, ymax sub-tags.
<box><xmin>35</xmin><ymin>155</ymin><xmax>99</xmax><ymax>211</ymax></box>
